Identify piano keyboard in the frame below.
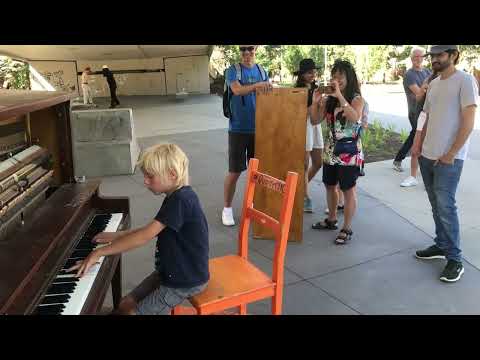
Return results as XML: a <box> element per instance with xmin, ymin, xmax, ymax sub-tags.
<box><xmin>33</xmin><ymin>213</ymin><xmax>123</xmax><ymax>315</ymax></box>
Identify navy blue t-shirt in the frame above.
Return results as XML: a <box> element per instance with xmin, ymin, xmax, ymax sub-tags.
<box><xmin>226</xmin><ymin>63</ymin><xmax>269</xmax><ymax>133</ymax></box>
<box><xmin>154</xmin><ymin>186</ymin><xmax>209</xmax><ymax>288</ymax></box>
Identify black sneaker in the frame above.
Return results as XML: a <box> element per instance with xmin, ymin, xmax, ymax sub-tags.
<box><xmin>415</xmin><ymin>245</ymin><xmax>446</xmax><ymax>260</ymax></box>
<box><xmin>440</xmin><ymin>260</ymin><xmax>464</xmax><ymax>282</ymax></box>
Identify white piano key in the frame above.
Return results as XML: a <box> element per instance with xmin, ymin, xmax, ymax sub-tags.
<box><xmin>59</xmin><ymin>213</ymin><xmax>123</xmax><ymax>315</ymax></box>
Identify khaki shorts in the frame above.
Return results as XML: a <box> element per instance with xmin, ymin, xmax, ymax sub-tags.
<box><xmin>130</xmin><ymin>271</ymin><xmax>208</xmax><ymax>315</ymax></box>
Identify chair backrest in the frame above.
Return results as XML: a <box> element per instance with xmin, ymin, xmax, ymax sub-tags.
<box><xmin>238</xmin><ymin>158</ymin><xmax>298</xmax><ymax>287</ymax></box>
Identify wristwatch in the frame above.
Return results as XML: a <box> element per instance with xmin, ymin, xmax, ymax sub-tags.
<box><xmin>342</xmin><ymin>102</ymin><xmax>349</xmax><ymax>108</ymax></box>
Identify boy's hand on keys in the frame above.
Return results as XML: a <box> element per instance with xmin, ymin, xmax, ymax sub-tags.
<box><xmin>66</xmin><ymin>251</ymin><xmax>102</xmax><ymax>278</ymax></box>
<box><xmin>93</xmin><ymin>231</ymin><xmax>117</xmax><ymax>244</ymax></box>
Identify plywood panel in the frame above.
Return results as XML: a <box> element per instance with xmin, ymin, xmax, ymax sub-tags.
<box><xmin>253</xmin><ymin>87</ymin><xmax>307</xmax><ymax>242</ymax></box>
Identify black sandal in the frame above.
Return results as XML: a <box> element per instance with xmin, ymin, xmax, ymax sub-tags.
<box><xmin>312</xmin><ymin>218</ymin><xmax>338</xmax><ymax>230</ymax></box>
<box><xmin>335</xmin><ymin>229</ymin><xmax>353</xmax><ymax>245</ymax></box>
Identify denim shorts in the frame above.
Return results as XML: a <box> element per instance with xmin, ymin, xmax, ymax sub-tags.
<box><xmin>131</xmin><ymin>271</ymin><xmax>208</xmax><ymax>315</ymax></box>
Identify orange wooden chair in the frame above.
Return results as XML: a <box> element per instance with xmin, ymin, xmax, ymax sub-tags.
<box><xmin>172</xmin><ymin>158</ymin><xmax>298</xmax><ymax>315</ymax></box>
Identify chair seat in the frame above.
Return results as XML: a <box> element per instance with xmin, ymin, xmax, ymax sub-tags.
<box><xmin>190</xmin><ymin>255</ymin><xmax>275</xmax><ymax>309</ymax></box>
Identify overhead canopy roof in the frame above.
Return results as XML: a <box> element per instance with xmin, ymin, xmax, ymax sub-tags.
<box><xmin>0</xmin><ymin>45</ymin><xmax>212</xmax><ymax>61</ymax></box>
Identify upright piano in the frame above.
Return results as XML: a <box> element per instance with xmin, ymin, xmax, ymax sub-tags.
<box><xmin>0</xmin><ymin>90</ymin><xmax>130</xmax><ymax>315</ymax></box>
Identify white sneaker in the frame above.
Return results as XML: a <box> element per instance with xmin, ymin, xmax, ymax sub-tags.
<box><xmin>400</xmin><ymin>176</ymin><xmax>418</xmax><ymax>187</ymax></box>
<box><xmin>222</xmin><ymin>207</ymin><xmax>235</xmax><ymax>226</ymax></box>
<box><xmin>393</xmin><ymin>161</ymin><xmax>404</xmax><ymax>172</ymax></box>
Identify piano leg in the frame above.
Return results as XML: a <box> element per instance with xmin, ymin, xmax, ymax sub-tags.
<box><xmin>112</xmin><ymin>256</ymin><xmax>122</xmax><ymax>309</ymax></box>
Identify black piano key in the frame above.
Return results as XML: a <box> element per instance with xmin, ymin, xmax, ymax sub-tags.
<box><xmin>46</xmin><ymin>283</ymin><xmax>76</xmax><ymax>295</ymax></box>
<box><xmin>73</xmin><ymin>246</ymin><xmax>95</xmax><ymax>252</ymax></box>
<box><xmin>75</xmin><ymin>242</ymin><xmax>96</xmax><ymax>248</ymax></box>
<box><xmin>71</xmin><ymin>249</ymin><xmax>94</xmax><ymax>258</ymax></box>
<box><xmin>34</xmin><ymin>304</ymin><xmax>65</xmax><ymax>315</ymax></box>
<box><xmin>40</xmin><ymin>294</ymin><xmax>71</xmax><ymax>305</ymax></box>
<box><xmin>53</xmin><ymin>277</ymin><xmax>79</xmax><ymax>284</ymax></box>
<box><xmin>57</xmin><ymin>269</ymin><xmax>76</xmax><ymax>276</ymax></box>
<box><xmin>63</xmin><ymin>258</ymin><xmax>86</xmax><ymax>269</ymax></box>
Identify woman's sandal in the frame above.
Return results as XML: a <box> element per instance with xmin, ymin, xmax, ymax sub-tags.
<box><xmin>312</xmin><ymin>218</ymin><xmax>338</xmax><ymax>230</ymax></box>
<box><xmin>335</xmin><ymin>229</ymin><xmax>353</xmax><ymax>245</ymax></box>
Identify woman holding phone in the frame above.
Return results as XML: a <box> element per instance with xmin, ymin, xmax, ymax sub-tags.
<box><xmin>311</xmin><ymin>59</ymin><xmax>365</xmax><ymax>245</ymax></box>
<box><xmin>293</xmin><ymin>59</ymin><xmax>324</xmax><ymax>213</ymax></box>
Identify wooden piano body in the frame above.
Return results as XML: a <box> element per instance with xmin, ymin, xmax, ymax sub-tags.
<box><xmin>0</xmin><ymin>90</ymin><xmax>130</xmax><ymax>315</ymax></box>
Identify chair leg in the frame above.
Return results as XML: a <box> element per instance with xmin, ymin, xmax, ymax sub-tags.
<box><xmin>272</xmin><ymin>296</ymin><xmax>282</xmax><ymax>315</ymax></box>
<box><xmin>238</xmin><ymin>304</ymin><xmax>247</xmax><ymax>315</ymax></box>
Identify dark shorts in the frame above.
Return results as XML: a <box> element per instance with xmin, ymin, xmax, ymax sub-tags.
<box><xmin>130</xmin><ymin>271</ymin><xmax>208</xmax><ymax>315</ymax></box>
<box><xmin>228</xmin><ymin>132</ymin><xmax>255</xmax><ymax>173</ymax></box>
<box><xmin>322</xmin><ymin>164</ymin><xmax>359</xmax><ymax>191</ymax></box>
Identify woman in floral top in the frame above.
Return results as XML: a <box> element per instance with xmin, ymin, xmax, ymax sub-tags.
<box><xmin>310</xmin><ymin>60</ymin><xmax>365</xmax><ymax>244</ymax></box>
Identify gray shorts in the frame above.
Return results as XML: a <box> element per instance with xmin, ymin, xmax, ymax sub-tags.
<box><xmin>130</xmin><ymin>271</ymin><xmax>208</xmax><ymax>315</ymax></box>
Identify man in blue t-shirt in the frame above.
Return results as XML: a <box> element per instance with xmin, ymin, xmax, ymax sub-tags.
<box><xmin>393</xmin><ymin>48</ymin><xmax>432</xmax><ymax>174</ymax></box>
<box><xmin>222</xmin><ymin>45</ymin><xmax>271</xmax><ymax>226</ymax></box>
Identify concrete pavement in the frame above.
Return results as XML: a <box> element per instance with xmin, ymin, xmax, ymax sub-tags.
<box><xmin>94</xmin><ymin>94</ymin><xmax>480</xmax><ymax>314</ymax></box>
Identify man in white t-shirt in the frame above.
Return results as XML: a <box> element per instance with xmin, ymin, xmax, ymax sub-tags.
<box><xmin>412</xmin><ymin>45</ymin><xmax>479</xmax><ymax>283</ymax></box>
<box><xmin>81</xmin><ymin>67</ymin><xmax>95</xmax><ymax>106</ymax></box>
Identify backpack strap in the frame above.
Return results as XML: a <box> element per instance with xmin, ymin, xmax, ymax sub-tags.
<box><xmin>234</xmin><ymin>63</ymin><xmax>246</xmax><ymax>106</ymax></box>
<box><xmin>256</xmin><ymin>64</ymin><xmax>267</xmax><ymax>81</ymax></box>
<box><xmin>234</xmin><ymin>63</ymin><xmax>242</xmax><ymax>82</ymax></box>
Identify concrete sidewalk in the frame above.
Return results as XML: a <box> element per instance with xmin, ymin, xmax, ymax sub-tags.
<box><xmin>96</xmin><ymin>95</ymin><xmax>480</xmax><ymax>315</ymax></box>
<box><xmin>358</xmin><ymin>157</ymin><xmax>480</xmax><ymax>270</ymax></box>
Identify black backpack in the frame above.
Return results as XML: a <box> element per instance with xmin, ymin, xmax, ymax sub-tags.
<box><xmin>223</xmin><ymin>63</ymin><xmax>267</xmax><ymax>118</ymax></box>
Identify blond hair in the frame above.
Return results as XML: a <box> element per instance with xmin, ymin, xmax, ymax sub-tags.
<box><xmin>137</xmin><ymin>143</ymin><xmax>189</xmax><ymax>188</ymax></box>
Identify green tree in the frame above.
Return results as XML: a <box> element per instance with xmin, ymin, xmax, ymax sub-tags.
<box><xmin>282</xmin><ymin>45</ymin><xmax>307</xmax><ymax>76</ymax></box>
<box><xmin>458</xmin><ymin>45</ymin><xmax>480</xmax><ymax>68</ymax></box>
<box><xmin>367</xmin><ymin>45</ymin><xmax>392</xmax><ymax>80</ymax></box>
<box><xmin>0</xmin><ymin>57</ymin><xmax>30</xmax><ymax>89</ymax></box>
<box><xmin>306</xmin><ymin>45</ymin><xmax>326</xmax><ymax>73</ymax></box>
<box><xmin>216</xmin><ymin>45</ymin><xmax>241</xmax><ymax>67</ymax></box>
<box><xmin>256</xmin><ymin>45</ymin><xmax>284</xmax><ymax>77</ymax></box>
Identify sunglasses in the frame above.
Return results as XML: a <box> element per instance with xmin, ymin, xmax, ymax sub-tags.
<box><xmin>239</xmin><ymin>46</ymin><xmax>255</xmax><ymax>53</ymax></box>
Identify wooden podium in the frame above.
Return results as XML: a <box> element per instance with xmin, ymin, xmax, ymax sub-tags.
<box><xmin>253</xmin><ymin>87</ymin><xmax>308</xmax><ymax>242</ymax></box>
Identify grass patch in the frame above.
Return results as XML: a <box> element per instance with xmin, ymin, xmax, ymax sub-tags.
<box><xmin>362</xmin><ymin>118</ymin><xmax>404</xmax><ymax>163</ymax></box>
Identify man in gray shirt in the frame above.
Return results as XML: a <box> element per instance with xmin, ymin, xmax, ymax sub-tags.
<box><xmin>393</xmin><ymin>48</ymin><xmax>431</xmax><ymax>176</ymax></box>
<box><xmin>412</xmin><ymin>45</ymin><xmax>479</xmax><ymax>282</ymax></box>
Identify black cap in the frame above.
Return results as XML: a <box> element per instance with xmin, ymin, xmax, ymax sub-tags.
<box><xmin>425</xmin><ymin>45</ymin><xmax>458</xmax><ymax>56</ymax></box>
<box><xmin>294</xmin><ymin>59</ymin><xmax>320</xmax><ymax>76</ymax></box>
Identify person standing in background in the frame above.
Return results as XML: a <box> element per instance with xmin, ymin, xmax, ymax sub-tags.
<box><xmin>413</xmin><ymin>45</ymin><xmax>479</xmax><ymax>282</ymax></box>
<box><xmin>221</xmin><ymin>45</ymin><xmax>271</xmax><ymax>226</ymax></box>
<box><xmin>102</xmin><ymin>65</ymin><xmax>120</xmax><ymax>109</ymax></box>
<box><xmin>393</xmin><ymin>48</ymin><xmax>431</xmax><ymax>176</ymax></box>
<box><xmin>81</xmin><ymin>66</ymin><xmax>95</xmax><ymax>106</ymax></box>
<box><xmin>293</xmin><ymin>59</ymin><xmax>324</xmax><ymax>213</ymax></box>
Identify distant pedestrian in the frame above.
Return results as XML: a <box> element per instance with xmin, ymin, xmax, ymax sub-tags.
<box><xmin>102</xmin><ymin>65</ymin><xmax>120</xmax><ymax>108</ymax></box>
<box><xmin>393</xmin><ymin>48</ymin><xmax>431</xmax><ymax>180</ymax></box>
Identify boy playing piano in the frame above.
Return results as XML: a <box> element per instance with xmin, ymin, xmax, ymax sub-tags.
<box><xmin>67</xmin><ymin>143</ymin><xmax>209</xmax><ymax>315</ymax></box>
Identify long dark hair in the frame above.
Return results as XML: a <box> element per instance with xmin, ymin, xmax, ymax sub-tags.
<box><xmin>294</xmin><ymin>72</ymin><xmax>316</xmax><ymax>89</ymax></box>
<box><xmin>295</xmin><ymin>69</ymin><xmax>317</xmax><ymax>107</ymax></box>
<box><xmin>326</xmin><ymin>59</ymin><xmax>361</xmax><ymax>114</ymax></box>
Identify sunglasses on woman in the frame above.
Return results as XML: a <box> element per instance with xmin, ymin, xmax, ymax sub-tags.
<box><xmin>239</xmin><ymin>46</ymin><xmax>255</xmax><ymax>52</ymax></box>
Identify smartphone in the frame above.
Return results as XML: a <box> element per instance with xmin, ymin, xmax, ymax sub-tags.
<box><xmin>318</xmin><ymin>84</ymin><xmax>334</xmax><ymax>94</ymax></box>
